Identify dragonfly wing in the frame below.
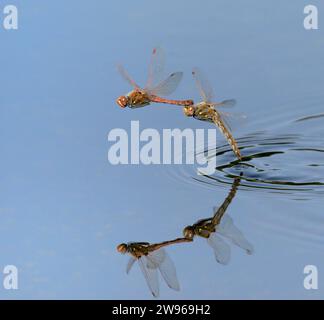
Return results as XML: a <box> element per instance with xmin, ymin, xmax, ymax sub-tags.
<box><xmin>138</xmin><ymin>256</ymin><xmax>159</xmax><ymax>298</ymax></box>
<box><xmin>117</xmin><ymin>64</ymin><xmax>140</xmax><ymax>89</ymax></box>
<box><xmin>146</xmin><ymin>47</ymin><xmax>166</xmax><ymax>90</ymax></box>
<box><xmin>148</xmin><ymin>249</ymin><xmax>180</xmax><ymax>291</ymax></box>
<box><xmin>218</xmin><ymin>215</ymin><xmax>254</xmax><ymax>254</ymax></box>
<box><xmin>146</xmin><ymin>72</ymin><xmax>183</xmax><ymax>97</ymax></box>
<box><xmin>211</xmin><ymin>99</ymin><xmax>237</xmax><ymax>108</ymax></box>
<box><xmin>216</xmin><ymin>110</ymin><xmax>247</xmax><ymax>133</ymax></box>
<box><xmin>126</xmin><ymin>257</ymin><xmax>136</xmax><ymax>274</ymax></box>
<box><xmin>192</xmin><ymin>67</ymin><xmax>214</xmax><ymax>102</ymax></box>
<box><xmin>207</xmin><ymin>233</ymin><xmax>231</xmax><ymax>265</ymax></box>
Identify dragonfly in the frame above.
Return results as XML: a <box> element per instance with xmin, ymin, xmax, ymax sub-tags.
<box><xmin>117</xmin><ymin>237</ymin><xmax>190</xmax><ymax>297</ymax></box>
<box><xmin>183</xmin><ymin>177</ymin><xmax>253</xmax><ymax>264</ymax></box>
<box><xmin>116</xmin><ymin>47</ymin><xmax>194</xmax><ymax>109</ymax></box>
<box><xmin>183</xmin><ymin>67</ymin><xmax>244</xmax><ymax>160</ymax></box>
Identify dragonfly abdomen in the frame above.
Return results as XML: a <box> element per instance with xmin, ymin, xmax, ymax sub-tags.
<box><xmin>150</xmin><ymin>95</ymin><xmax>194</xmax><ymax>106</ymax></box>
<box><xmin>214</xmin><ymin>116</ymin><xmax>242</xmax><ymax>160</ymax></box>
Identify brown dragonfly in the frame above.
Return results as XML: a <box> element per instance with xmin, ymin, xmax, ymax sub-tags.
<box><xmin>116</xmin><ymin>47</ymin><xmax>193</xmax><ymax>109</ymax></box>
<box><xmin>183</xmin><ymin>177</ymin><xmax>253</xmax><ymax>264</ymax></box>
<box><xmin>117</xmin><ymin>237</ymin><xmax>190</xmax><ymax>297</ymax></box>
<box><xmin>183</xmin><ymin>67</ymin><xmax>245</xmax><ymax>160</ymax></box>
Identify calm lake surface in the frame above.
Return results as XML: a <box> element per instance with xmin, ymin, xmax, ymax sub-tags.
<box><xmin>1</xmin><ymin>0</ymin><xmax>324</xmax><ymax>299</ymax></box>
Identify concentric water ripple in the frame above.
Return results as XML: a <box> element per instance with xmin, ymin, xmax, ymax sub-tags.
<box><xmin>195</xmin><ymin>133</ymin><xmax>324</xmax><ymax>198</ymax></box>
<box><xmin>167</xmin><ymin>97</ymin><xmax>324</xmax><ymax>199</ymax></box>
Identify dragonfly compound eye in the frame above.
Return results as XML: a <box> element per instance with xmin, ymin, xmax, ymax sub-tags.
<box><xmin>116</xmin><ymin>243</ymin><xmax>128</xmax><ymax>253</ymax></box>
<box><xmin>183</xmin><ymin>106</ymin><xmax>194</xmax><ymax>117</ymax></box>
<box><xmin>116</xmin><ymin>96</ymin><xmax>128</xmax><ymax>108</ymax></box>
<box><xmin>183</xmin><ymin>226</ymin><xmax>195</xmax><ymax>240</ymax></box>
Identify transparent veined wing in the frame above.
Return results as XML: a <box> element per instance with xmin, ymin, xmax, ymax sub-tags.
<box><xmin>126</xmin><ymin>257</ymin><xmax>136</xmax><ymax>274</ymax></box>
<box><xmin>146</xmin><ymin>72</ymin><xmax>183</xmax><ymax>97</ymax></box>
<box><xmin>211</xmin><ymin>99</ymin><xmax>237</xmax><ymax>108</ymax></box>
<box><xmin>217</xmin><ymin>215</ymin><xmax>254</xmax><ymax>254</ymax></box>
<box><xmin>146</xmin><ymin>255</ymin><xmax>159</xmax><ymax>269</ymax></box>
<box><xmin>148</xmin><ymin>249</ymin><xmax>180</xmax><ymax>291</ymax></box>
<box><xmin>117</xmin><ymin>64</ymin><xmax>140</xmax><ymax>89</ymax></box>
<box><xmin>217</xmin><ymin>110</ymin><xmax>247</xmax><ymax>133</ymax></box>
<box><xmin>138</xmin><ymin>256</ymin><xmax>160</xmax><ymax>297</ymax></box>
<box><xmin>192</xmin><ymin>67</ymin><xmax>214</xmax><ymax>102</ymax></box>
<box><xmin>146</xmin><ymin>47</ymin><xmax>166</xmax><ymax>90</ymax></box>
<box><xmin>207</xmin><ymin>233</ymin><xmax>231</xmax><ymax>265</ymax></box>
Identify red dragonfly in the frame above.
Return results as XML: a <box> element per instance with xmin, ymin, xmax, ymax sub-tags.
<box><xmin>116</xmin><ymin>47</ymin><xmax>193</xmax><ymax>109</ymax></box>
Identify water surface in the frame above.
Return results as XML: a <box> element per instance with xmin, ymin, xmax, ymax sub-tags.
<box><xmin>1</xmin><ymin>0</ymin><xmax>324</xmax><ymax>299</ymax></box>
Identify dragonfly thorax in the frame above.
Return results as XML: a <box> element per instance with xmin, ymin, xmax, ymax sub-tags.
<box><xmin>127</xmin><ymin>90</ymin><xmax>151</xmax><ymax>108</ymax></box>
<box><xmin>192</xmin><ymin>103</ymin><xmax>215</xmax><ymax>123</ymax></box>
<box><xmin>195</xmin><ymin>223</ymin><xmax>215</xmax><ymax>238</ymax></box>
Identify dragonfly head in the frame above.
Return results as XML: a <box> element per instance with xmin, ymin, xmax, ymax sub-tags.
<box><xmin>183</xmin><ymin>106</ymin><xmax>195</xmax><ymax>117</ymax></box>
<box><xmin>116</xmin><ymin>95</ymin><xmax>128</xmax><ymax>108</ymax></box>
<box><xmin>183</xmin><ymin>226</ymin><xmax>195</xmax><ymax>240</ymax></box>
<box><xmin>117</xmin><ymin>243</ymin><xmax>128</xmax><ymax>254</ymax></box>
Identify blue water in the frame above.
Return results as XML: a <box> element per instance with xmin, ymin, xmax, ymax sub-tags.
<box><xmin>1</xmin><ymin>0</ymin><xmax>324</xmax><ymax>299</ymax></box>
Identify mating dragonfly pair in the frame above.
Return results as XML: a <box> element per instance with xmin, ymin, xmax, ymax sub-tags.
<box><xmin>117</xmin><ymin>177</ymin><xmax>253</xmax><ymax>297</ymax></box>
<box><xmin>116</xmin><ymin>47</ymin><xmax>244</xmax><ymax>160</ymax></box>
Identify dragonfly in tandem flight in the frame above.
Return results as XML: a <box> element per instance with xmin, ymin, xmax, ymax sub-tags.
<box><xmin>183</xmin><ymin>67</ymin><xmax>245</xmax><ymax>160</ymax></box>
<box><xmin>116</xmin><ymin>47</ymin><xmax>193</xmax><ymax>109</ymax></box>
<box><xmin>183</xmin><ymin>177</ymin><xmax>253</xmax><ymax>264</ymax></box>
<box><xmin>117</xmin><ymin>237</ymin><xmax>190</xmax><ymax>297</ymax></box>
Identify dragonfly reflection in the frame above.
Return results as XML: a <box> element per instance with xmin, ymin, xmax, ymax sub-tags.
<box><xmin>183</xmin><ymin>177</ymin><xmax>253</xmax><ymax>264</ymax></box>
<box><xmin>116</xmin><ymin>47</ymin><xmax>193</xmax><ymax>109</ymax></box>
<box><xmin>183</xmin><ymin>67</ymin><xmax>244</xmax><ymax>160</ymax></box>
<box><xmin>117</xmin><ymin>178</ymin><xmax>253</xmax><ymax>296</ymax></box>
<box><xmin>117</xmin><ymin>238</ymin><xmax>190</xmax><ymax>297</ymax></box>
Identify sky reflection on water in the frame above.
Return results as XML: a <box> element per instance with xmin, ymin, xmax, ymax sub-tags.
<box><xmin>1</xmin><ymin>0</ymin><xmax>324</xmax><ymax>299</ymax></box>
